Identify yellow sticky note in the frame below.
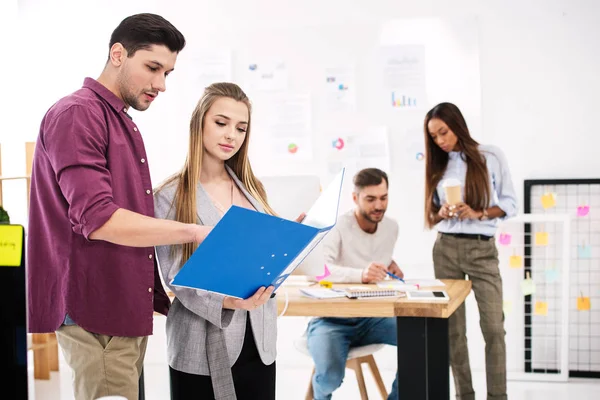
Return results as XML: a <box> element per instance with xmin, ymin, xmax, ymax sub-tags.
<box><xmin>535</xmin><ymin>232</ymin><xmax>549</xmax><ymax>246</ymax></box>
<box><xmin>503</xmin><ymin>300</ymin><xmax>513</xmax><ymax>316</ymax></box>
<box><xmin>577</xmin><ymin>297</ymin><xmax>591</xmax><ymax>311</ymax></box>
<box><xmin>509</xmin><ymin>255</ymin><xmax>523</xmax><ymax>269</ymax></box>
<box><xmin>0</xmin><ymin>225</ymin><xmax>24</xmax><ymax>267</ymax></box>
<box><xmin>541</xmin><ymin>192</ymin><xmax>556</xmax><ymax>209</ymax></box>
<box><xmin>534</xmin><ymin>301</ymin><xmax>548</xmax><ymax>316</ymax></box>
<box><xmin>319</xmin><ymin>280</ymin><xmax>332</xmax><ymax>289</ymax></box>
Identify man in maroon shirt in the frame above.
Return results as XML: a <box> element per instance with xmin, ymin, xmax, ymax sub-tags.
<box><xmin>27</xmin><ymin>14</ymin><xmax>209</xmax><ymax>400</ymax></box>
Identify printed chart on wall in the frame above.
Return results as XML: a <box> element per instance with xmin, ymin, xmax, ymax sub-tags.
<box><xmin>251</xmin><ymin>93</ymin><xmax>313</xmax><ymax>160</ymax></box>
<box><xmin>326</xmin><ymin>127</ymin><xmax>390</xmax><ymax>213</ymax></box>
<box><xmin>322</xmin><ymin>65</ymin><xmax>357</xmax><ymax>113</ymax></box>
<box><xmin>525</xmin><ymin>179</ymin><xmax>600</xmax><ymax>378</ymax></box>
<box><xmin>379</xmin><ymin>45</ymin><xmax>427</xmax><ymax>111</ymax></box>
<box><xmin>326</xmin><ymin>127</ymin><xmax>390</xmax><ymax>177</ymax></box>
<box><xmin>242</xmin><ymin>56</ymin><xmax>288</xmax><ymax>95</ymax></box>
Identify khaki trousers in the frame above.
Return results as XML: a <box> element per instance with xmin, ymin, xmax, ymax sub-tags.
<box><xmin>55</xmin><ymin>325</ymin><xmax>148</xmax><ymax>400</ymax></box>
<box><xmin>433</xmin><ymin>233</ymin><xmax>507</xmax><ymax>400</ymax></box>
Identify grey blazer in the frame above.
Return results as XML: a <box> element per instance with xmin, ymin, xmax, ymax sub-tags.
<box><xmin>154</xmin><ymin>167</ymin><xmax>277</xmax><ymax>400</ymax></box>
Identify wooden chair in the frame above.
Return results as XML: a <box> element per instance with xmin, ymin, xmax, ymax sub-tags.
<box><xmin>0</xmin><ymin>142</ymin><xmax>60</xmax><ymax>379</ymax></box>
<box><xmin>294</xmin><ymin>334</ymin><xmax>388</xmax><ymax>400</ymax></box>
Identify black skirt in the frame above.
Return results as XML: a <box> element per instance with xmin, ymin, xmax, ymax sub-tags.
<box><xmin>169</xmin><ymin>315</ymin><xmax>276</xmax><ymax>400</ymax></box>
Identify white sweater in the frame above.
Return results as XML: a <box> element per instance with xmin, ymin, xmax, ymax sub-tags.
<box><xmin>323</xmin><ymin>210</ymin><xmax>399</xmax><ymax>283</ymax></box>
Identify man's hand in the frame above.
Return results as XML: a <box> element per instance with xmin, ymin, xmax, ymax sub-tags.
<box><xmin>192</xmin><ymin>225</ymin><xmax>212</xmax><ymax>245</ymax></box>
<box><xmin>223</xmin><ymin>286</ymin><xmax>275</xmax><ymax>310</ymax></box>
<box><xmin>388</xmin><ymin>260</ymin><xmax>404</xmax><ymax>279</ymax></box>
<box><xmin>361</xmin><ymin>262</ymin><xmax>388</xmax><ymax>283</ymax></box>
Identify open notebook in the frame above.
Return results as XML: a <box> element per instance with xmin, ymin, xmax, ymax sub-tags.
<box><xmin>300</xmin><ymin>287</ymin><xmax>405</xmax><ymax>299</ymax></box>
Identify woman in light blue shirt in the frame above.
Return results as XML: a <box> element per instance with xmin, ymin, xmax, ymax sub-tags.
<box><xmin>424</xmin><ymin>102</ymin><xmax>517</xmax><ymax>400</ymax></box>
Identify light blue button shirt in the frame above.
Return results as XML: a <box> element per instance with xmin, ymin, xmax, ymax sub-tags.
<box><xmin>434</xmin><ymin>144</ymin><xmax>518</xmax><ymax>236</ymax></box>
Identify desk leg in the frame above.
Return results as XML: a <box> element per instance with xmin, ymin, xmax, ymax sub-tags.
<box><xmin>139</xmin><ymin>369</ymin><xmax>145</xmax><ymax>400</ymax></box>
<box><xmin>397</xmin><ymin>317</ymin><xmax>449</xmax><ymax>400</ymax></box>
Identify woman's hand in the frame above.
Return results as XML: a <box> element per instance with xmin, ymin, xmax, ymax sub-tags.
<box><xmin>455</xmin><ymin>203</ymin><xmax>483</xmax><ymax>220</ymax></box>
<box><xmin>223</xmin><ymin>286</ymin><xmax>274</xmax><ymax>310</ymax></box>
<box><xmin>437</xmin><ymin>203</ymin><xmax>454</xmax><ymax>219</ymax></box>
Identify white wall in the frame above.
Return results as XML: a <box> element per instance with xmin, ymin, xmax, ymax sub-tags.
<box><xmin>7</xmin><ymin>0</ymin><xmax>600</xmax><ymax>382</ymax></box>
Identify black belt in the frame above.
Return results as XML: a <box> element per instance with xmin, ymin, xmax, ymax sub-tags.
<box><xmin>441</xmin><ymin>232</ymin><xmax>494</xmax><ymax>241</ymax></box>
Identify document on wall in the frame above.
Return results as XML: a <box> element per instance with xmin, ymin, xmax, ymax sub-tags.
<box><xmin>323</xmin><ymin>65</ymin><xmax>357</xmax><ymax>112</ymax></box>
<box><xmin>379</xmin><ymin>45</ymin><xmax>427</xmax><ymax>110</ymax></box>
<box><xmin>190</xmin><ymin>49</ymin><xmax>232</xmax><ymax>92</ymax></box>
<box><xmin>327</xmin><ymin>127</ymin><xmax>391</xmax><ymax>176</ymax></box>
<box><xmin>243</xmin><ymin>56</ymin><xmax>288</xmax><ymax>93</ymax></box>
<box><xmin>253</xmin><ymin>93</ymin><xmax>313</xmax><ymax>160</ymax></box>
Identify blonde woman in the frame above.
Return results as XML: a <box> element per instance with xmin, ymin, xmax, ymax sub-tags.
<box><xmin>154</xmin><ymin>83</ymin><xmax>296</xmax><ymax>400</ymax></box>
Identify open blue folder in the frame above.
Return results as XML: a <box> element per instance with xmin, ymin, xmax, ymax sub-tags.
<box><xmin>171</xmin><ymin>169</ymin><xmax>345</xmax><ymax>299</ymax></box>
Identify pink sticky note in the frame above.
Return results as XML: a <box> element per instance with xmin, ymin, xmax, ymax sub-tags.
<box><xmin>577</xmin><ymin>205</ymin><xmax>590</xmax><ymax>217</ymax></box>
<box><xmin>499</xmin><ymin>233</ymin><xmax>512</xmax><ymax>246</ymax></box>
<box><xmin>316</xmin><ymin>264</ymin><xmax>331</xmax><ymax>281</ymax></box>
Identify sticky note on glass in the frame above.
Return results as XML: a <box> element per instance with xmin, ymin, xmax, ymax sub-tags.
<box><xmin>521</xmin><ymin>275</ymin><xmax>536</xmax><ymax>296</ymax></box>
<box><xmin>0</xmin><ymin>225</ymin><xmax>24</xmax><ymax>267</ymax></box>
<box><xmin>577</xmin><ymin>205</ymin><xmax>590</xmax><ymax>217</ymax></box>
<box><xmin>541</xmin><ymin>192</ymin><xmax>556</xmax><ymax>209</ymax></box>
<box><xmin>578</xmin><ymin>245</ymin><xmax>591</xmax><ymax>259</ymax></box>
<box><xmin>535</xmin><ymin>232</ymin><xmax>549</xmax><ymax>246</ymax></box>
<box><xmin>545</xmin><ymin>268</ymin><xmax>559</xmax><ymax>283</ymax></box>
<box><xmin>509</xmin><ymin>255</ymin><xmax>523</xmax><ymax>269</ymax></box>
<box><xmin>503</xmin><ymin>300</ymin><xmax>513</xmax><ymax>316</ymax></box>
<box><xmin>498</xmin><ymin>233</ymin><xmax>512</xmax><ymax>246</ymax></box>
<box><xmin>534</xmin><ymin>301</ymin><xmax>548</xmax><ymax>316</ymax></box>
<box><xmin>577</xmin><ymin>297</ymin><xmax>591</xmax><ymax>311</ymax></box>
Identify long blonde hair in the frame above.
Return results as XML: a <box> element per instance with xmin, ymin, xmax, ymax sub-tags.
<box><xmin>157</xmin><ymin>82</ymin><xmax>275</xmax><ymax>263</ymax></box>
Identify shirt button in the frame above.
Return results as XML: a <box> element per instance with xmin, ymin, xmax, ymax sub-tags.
<box><xmin>141</xmin><ymin>158</ymin><xmax>145</xmax><ymax>163</ymax></box>
<box><xmin>148</xmin><ymin>288</ymin><xmax>152</xmax><ymax>293</ymax></box>
<box><xmin>146</xmin><ymin>189</ymin><xmax>151</xmax><ymax>194</ymax></box>
<box><xmin>148</xmin><ymin>254</ymin><xmax>153</xmax><ymax>259</ymax></box>
<box><xmin>134</xmin><ymin>127</ymin><xmax>138</xmax><ymax>132</ymax></box>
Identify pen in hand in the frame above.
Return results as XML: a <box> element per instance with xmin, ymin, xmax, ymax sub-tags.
<box><xmin>386</xmin><ymin>271</ymin><xmax>405</xmax><ymax>283</ymax></box>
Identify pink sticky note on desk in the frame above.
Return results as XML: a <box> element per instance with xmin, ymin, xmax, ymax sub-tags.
<box><xmin>316</xmin><ymin>264</ymin><xmax>331</xmax><ymax>281</ymax></box>
<box><xmin>498</xmin><ymin>233</ymin><xmax>512</xmax><ymax>246</ymax></box>
<box><xmin>577</xmin><ymin>205</ymin><xmax>590</xmax><ymax>217</ymax></box>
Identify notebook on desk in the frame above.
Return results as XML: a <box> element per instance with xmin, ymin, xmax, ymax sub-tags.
<box><xmin>171</xmin><ymin>169</ymin><xmax>345</xmax><ymax>299</ymax></box>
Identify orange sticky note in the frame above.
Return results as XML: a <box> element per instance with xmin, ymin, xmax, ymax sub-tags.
<box><xmin>509</xmin><ymin>255</ymin><xmax>523</xmax><ymax>269</ymax></box>
<box><xmin>535</xmin><ymin>232</ymin><xmax>549</xmax><ymax>246</ymax></box>
<box><xmin>534</xmin><ymin>301</ymin><xmax>548</xmax><ymax>316</ymax></box>
<box><xmin>541</xmin><ymin>192</ymin><xmax>556</xmax><ymax>209</ymax></box>
<box><xmin>577</xmin><ymin>297</ymin><xmax>591</xmax><ymax>311</ymax></box>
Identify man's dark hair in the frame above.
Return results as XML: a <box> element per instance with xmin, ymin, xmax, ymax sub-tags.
<box><xmin>353</xmin><ymin>168</ymin><xmax>389</xmax><ymax>191</ymax></box>
<box><xmin>109</xmin><ymin>13</ymin><xmax>186</xmax><ymax>58</ymax></box>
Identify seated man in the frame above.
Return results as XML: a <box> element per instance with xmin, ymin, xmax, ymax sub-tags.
<box><xmin>307</xmin><ymin>168</ymin><xmax>401</xmax><ymax>400</ymax></box>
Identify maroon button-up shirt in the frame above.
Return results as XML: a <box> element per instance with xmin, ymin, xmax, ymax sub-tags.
<box><xmin>27</xmin><ymin>77</ymin><xmax>169</xmax><ymax>337</ymax></box>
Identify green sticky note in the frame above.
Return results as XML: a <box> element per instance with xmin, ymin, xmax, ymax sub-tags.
<box><xmin>0</xmin><ymin>225</ymin><xmax>24</xmax><ymax>267</ymax></box>
<box><xmin>521</xmin><ymin>278</ymin><xmax>536</xmax><ymax>296</ymax></box>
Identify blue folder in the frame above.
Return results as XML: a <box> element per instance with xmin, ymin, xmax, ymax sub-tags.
<box><xmin>171</xmin><ymin>169</ymin><xmax>345</xmax><ymax>299</ymax></box>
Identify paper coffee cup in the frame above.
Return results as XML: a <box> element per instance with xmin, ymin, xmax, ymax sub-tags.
<box><xmin>442</xmin><ymin>178</ymin><xmax>462</xmax><ymax>206</ymax></box>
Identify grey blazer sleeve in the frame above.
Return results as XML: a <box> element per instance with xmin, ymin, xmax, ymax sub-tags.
<box><xmin>154</xmin><ymin>187</ymin><xmax>234</xmax><ymax>329</ymax></box>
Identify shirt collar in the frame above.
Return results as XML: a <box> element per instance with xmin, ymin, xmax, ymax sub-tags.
<box><xmin>82</xmin><ymin>77</ymin><xmax>130</xmax><ymax>118</ymax></box>
<box><xmin>448</xmin><ymin>151</ymin><xmax>461</xmax><ymax>160</ymax></box>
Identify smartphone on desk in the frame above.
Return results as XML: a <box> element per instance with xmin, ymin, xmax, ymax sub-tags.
<box><xmin>405</xmin><ymin>290</ymin><xmax>449</xmax><ymax>302</ymax></box>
